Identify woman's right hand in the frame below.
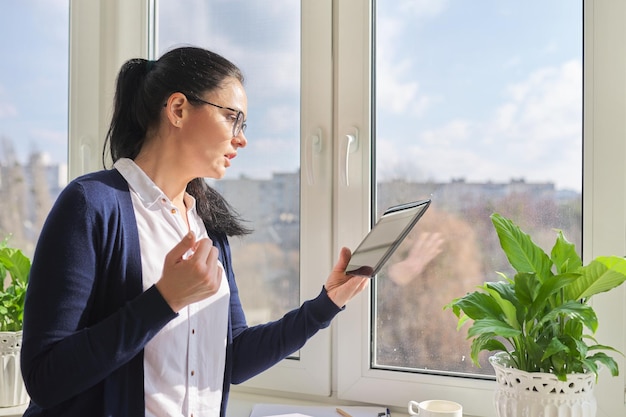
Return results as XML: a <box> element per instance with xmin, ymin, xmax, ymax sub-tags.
<box><xmin>155</xmin><ymin>231</ymin><xmax>222</xmax><ymax>312</ymax></box>
<box><xmin>387</xmin><ymin>231</ymin><xmax>444</xmax><ymax>286</ymax></box>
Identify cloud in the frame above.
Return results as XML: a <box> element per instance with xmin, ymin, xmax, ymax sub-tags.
<box><xmin>376</xmin><ymin>71</ymin><xmax>426</xmax><ymax>116</ymax></box>
<box><xmin>375</xmin><ymin>16</ymin><xmax>437</xmax><ymax>117</ymax></box>
<box><xmin>378</xmin><ymin>59</ymin><xmax>583</xmax><ymax>191</ymax></box>
<box><xmin>157</xmin><ymin>1</ymin><xmax>300</xmax><ymax>98</ymax></box>
<box><xmin>490</xmin><ymin>59</ymin><xmax>582</xmax><ymax>146</ymax></box>
<box><xmin>421</xmin><ymin>119</ymin><xmax>472</xmax><ymax>146</ymax></box>
<box><xmin>374</xmin><ymin>0</ymin><xmax>456</xmax><ymax>118</ymax></box>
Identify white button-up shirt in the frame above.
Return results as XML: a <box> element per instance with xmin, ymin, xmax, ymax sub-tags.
<box><xmin>116</xmin><ymin>158</ymin><xmax>229</xmax><ymax>417</ymax></box>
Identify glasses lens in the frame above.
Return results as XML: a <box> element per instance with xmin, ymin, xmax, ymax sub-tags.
<box><xmin>233</xmin><ymin>112</ymin><xmax>244</xmax><ymax>137</ymax></box>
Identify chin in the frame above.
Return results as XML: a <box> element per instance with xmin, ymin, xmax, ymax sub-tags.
<box><xmin>210</xmin><ymin>170</ymin><xmax>226</xmax><ymax>180</ymax></box>
<box><xmin>202</xmin><ymin>165</ymin><xmax>226</xmax><ymax>179</ymax></box>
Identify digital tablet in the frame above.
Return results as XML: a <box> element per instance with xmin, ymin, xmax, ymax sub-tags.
<box><xmin>345</xmin><ymin>199</ymin><xmax>431</xmax><ymax>277</ymax></box>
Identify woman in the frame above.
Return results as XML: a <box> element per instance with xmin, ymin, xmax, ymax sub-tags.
<box><xmin>20</xmin><ymin>46</ymin><xmax>369</xmax><ymax>417</ymax></box>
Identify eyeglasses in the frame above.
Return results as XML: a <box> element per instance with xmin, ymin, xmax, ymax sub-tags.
<box><xmin>188</xmin><ymin>95</ymin><xmax>247</xmax><ymax>137</ymax></box>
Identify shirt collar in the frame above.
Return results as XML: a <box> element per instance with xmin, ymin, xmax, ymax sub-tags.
<box><xmin>114</xmin><ymin>158</ymin><xmax>197</xmax><ymax>210</ymax></box>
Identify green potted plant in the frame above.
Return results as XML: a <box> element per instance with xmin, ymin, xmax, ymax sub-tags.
<box><xmin>445</xmin><ymin>213</ymin><xmax>626</xmax><ymax>417</ymax></box>
<box><xmin>0</xmin><ymin>237</ymin><xmax>31</xmax><ymax>408</ymax></box>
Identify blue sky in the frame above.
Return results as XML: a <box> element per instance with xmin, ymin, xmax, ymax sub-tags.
<box><xmin>0</xmin><ymin>0</ymin><xmax>582</xmax><ymax>191</ymax></box>
<box><xmin>0</xmin><ymin>0</ymin><xmax>68</xmax><ymax>164</ymax></box>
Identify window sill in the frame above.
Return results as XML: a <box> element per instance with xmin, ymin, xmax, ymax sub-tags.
<box><xmin>227</xmin><ymin>389</ymin><xmax>414</xmax><ymax>417</ymax></box>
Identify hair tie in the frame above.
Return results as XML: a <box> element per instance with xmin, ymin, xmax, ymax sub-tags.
<box><xmin>146</xmin><ymin>60</ymin><xmax>156</xmax><ymax>72</ymax></box>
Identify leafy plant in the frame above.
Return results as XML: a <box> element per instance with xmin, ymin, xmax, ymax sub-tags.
<box><xmin>445</xmin><ymin>213</ymin><xmax>626</xmax><ymax>381</ymax></box>
<box><xmin>0</xmin><ymin>237</ymin><xmax>31</xmax><ymax>332</ymax></box>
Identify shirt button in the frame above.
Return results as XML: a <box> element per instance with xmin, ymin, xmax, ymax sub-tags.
<box><xmin>192</xmin><ymin>329</ymin><xmax>195</xmax><ymax>334</ymax></box>
<box><xmin>171</xmin><ymin>208</ymin><xmax>176</xmax><ymax>214</ymax></box>
<box><xmin>191</xmin><ymin>370</ymin><xmax>195</xmax><ymax>376</ymax></box>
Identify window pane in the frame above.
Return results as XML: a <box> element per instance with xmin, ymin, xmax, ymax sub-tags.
<box><xmin>0</xmin><ymin>2</ymin><xmax>69</xmax><ymax>256</ymax></box>
<box><xmin>158</xmin><ymin>0</ymin><xmax>301</xmax><ymax>324</ymax></box>
<box><xmin>373</xmin><ymin>1</ymin><xmax>582</xmax><ymax>377</ymax></box>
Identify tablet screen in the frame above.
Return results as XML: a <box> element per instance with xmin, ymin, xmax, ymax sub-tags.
<box><xmin>345</xmin><ymin>199</ymin><xmax>431</xmax><ymax>277</ymax></box>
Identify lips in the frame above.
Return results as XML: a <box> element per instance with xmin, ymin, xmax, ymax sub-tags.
<box><xmin>224</xmin><ymin>153</ymin><xmax>236</xmax><ymax>167</ymax></box>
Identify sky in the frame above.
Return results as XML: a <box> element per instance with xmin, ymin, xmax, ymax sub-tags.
<box><xmin>375</xmin><ymin>0</ymin><xmax>582</xmax><ymax>192</ymax></box>
<box><xmin>0</xmin><ymin>0</ymin><xmax>68</xmax><ymax>165</ymax></box>
<box><xmin>0</xmin><ymin>0</ymin><xmax>583</xmax><ymax>191</ymax></box>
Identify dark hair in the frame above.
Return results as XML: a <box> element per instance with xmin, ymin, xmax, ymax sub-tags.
<box><xmin>104</xmin><ymin>46</ymin><xmax>251</xmax><ymax>236</ymax></box>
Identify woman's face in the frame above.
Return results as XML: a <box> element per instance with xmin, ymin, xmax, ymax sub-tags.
<box><xmin>181</xmin><ymin>77</ymin><xmax>248</xmax><ymax>179</ymax></box>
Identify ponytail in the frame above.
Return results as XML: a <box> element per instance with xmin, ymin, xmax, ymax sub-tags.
<box><xmin>187</xmin><ymin>178</ymin><xmax>252</xmax><ymax>236</ymax></box>
<box><xmin>104</xmin><ymin>59</ymin><xmax>155</xmax><ymax>166</ymax></box>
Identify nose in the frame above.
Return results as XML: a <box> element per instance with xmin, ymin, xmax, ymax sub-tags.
<box><xmin>232</xmin><ymin>132</ymin><xmax>247</xmax><ymax>148</ymax></box>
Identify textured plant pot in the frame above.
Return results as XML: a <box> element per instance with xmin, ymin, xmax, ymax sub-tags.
<box><xmin>0</xmin><ymin>331</ymin><xmax>29</xmax><ymax>407</ymax></box>
<box><xmin>490</xmin><ymin>352</ymin><xmax>596</xmax><ymax>417</ymax></box>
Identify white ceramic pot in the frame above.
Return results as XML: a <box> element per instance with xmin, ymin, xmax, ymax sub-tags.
<box><xmin>490</xmin><ymin>352</ymin><xmax>596</xmax><ymax>417</ymax></box>
<box><xmin>0</xmin><ymin>331</ymin><xmax>29</xmax><ymax>408</ymax></box>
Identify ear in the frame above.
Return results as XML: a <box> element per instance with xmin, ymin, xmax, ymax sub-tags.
<box><xmin>164</xmin><ymin>92</ymin><xmax>188</xmax><ymax>127</ymax></box>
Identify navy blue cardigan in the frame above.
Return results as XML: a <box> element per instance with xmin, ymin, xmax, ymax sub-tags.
<box><xmin>21</xmin><ymin>169</ymin><xmax>341</xmax><ymax>417</ymax></box>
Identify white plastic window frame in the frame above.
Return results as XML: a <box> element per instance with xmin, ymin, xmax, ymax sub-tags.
<box><xmin>68</xmin><ymin>0</ymin><xmax>150</xmax><ymax>179</ymax></box>
<box><xmin>68</xmin><ymin>0</ymin><xmax>335</xmax><ymax>397</ymax></box>
<box><xmin>335</xmin><ymin>1</ymin><xmax>626</xmax><ymax>417</ymax></box>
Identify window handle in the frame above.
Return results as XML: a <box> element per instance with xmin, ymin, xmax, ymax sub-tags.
<box><xmin>305</xmin><ymin>129</ymin><xmax>323</xmax><ymax>185</ymax></box>
<box><xmin>341</xmin><ymin>129</ymin><xmax>359</xmax><ymax>186</ymax></box>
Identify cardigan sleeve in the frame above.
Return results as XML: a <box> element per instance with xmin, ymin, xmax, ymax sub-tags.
<box><xmin>229</xmin><ymin>286</ymin><xmax>342</xmax><ymax>384</ymax></box>
<box><xmin>212</xmin><ymin>231</ymin><xmax>343</xmax><ymax>384</ymax></box>
<box><xmin>20</xmin><ymin>176</ymin><xmax>177</xmax><ymax>409</ymax></box>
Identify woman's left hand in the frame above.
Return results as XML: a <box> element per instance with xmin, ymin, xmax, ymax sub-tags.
<box><xmin>324</xmin><ymin>247</ymin><xmax>370</xmax><ymax>308</ymax></box>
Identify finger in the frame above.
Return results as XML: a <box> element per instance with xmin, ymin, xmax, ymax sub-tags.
<box><xmin>358</xmin><ymin>278</ymin><xmax>370</xmax><ymax>293</ymax></box>
<box><xmin>346</xmin><ymin>277</ymin><xmax>371</xmax><ymax>292</ymax></box>
<box><xmin>337</xmin><ymin>276</ymin><xmax>369</xmax><ymax>306</ymax></box>
<box><xmin>191</xmin><ymin>237</ymin><xmax>213</xmax><ymax>262</ymax></box>
<box><xmin>206</xmin><ymin>245</ymin><xmax>220</xmax><ymax>274</ymax></box>
<box><xmin>333</xmin><ymin>247</ymin><xmax>352</xmax><ymax>272</ymax></box>
<box><xmin>165</xmin><ymin>231</ymin><xmax>197</xmax><ymax>264</ymax></box>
